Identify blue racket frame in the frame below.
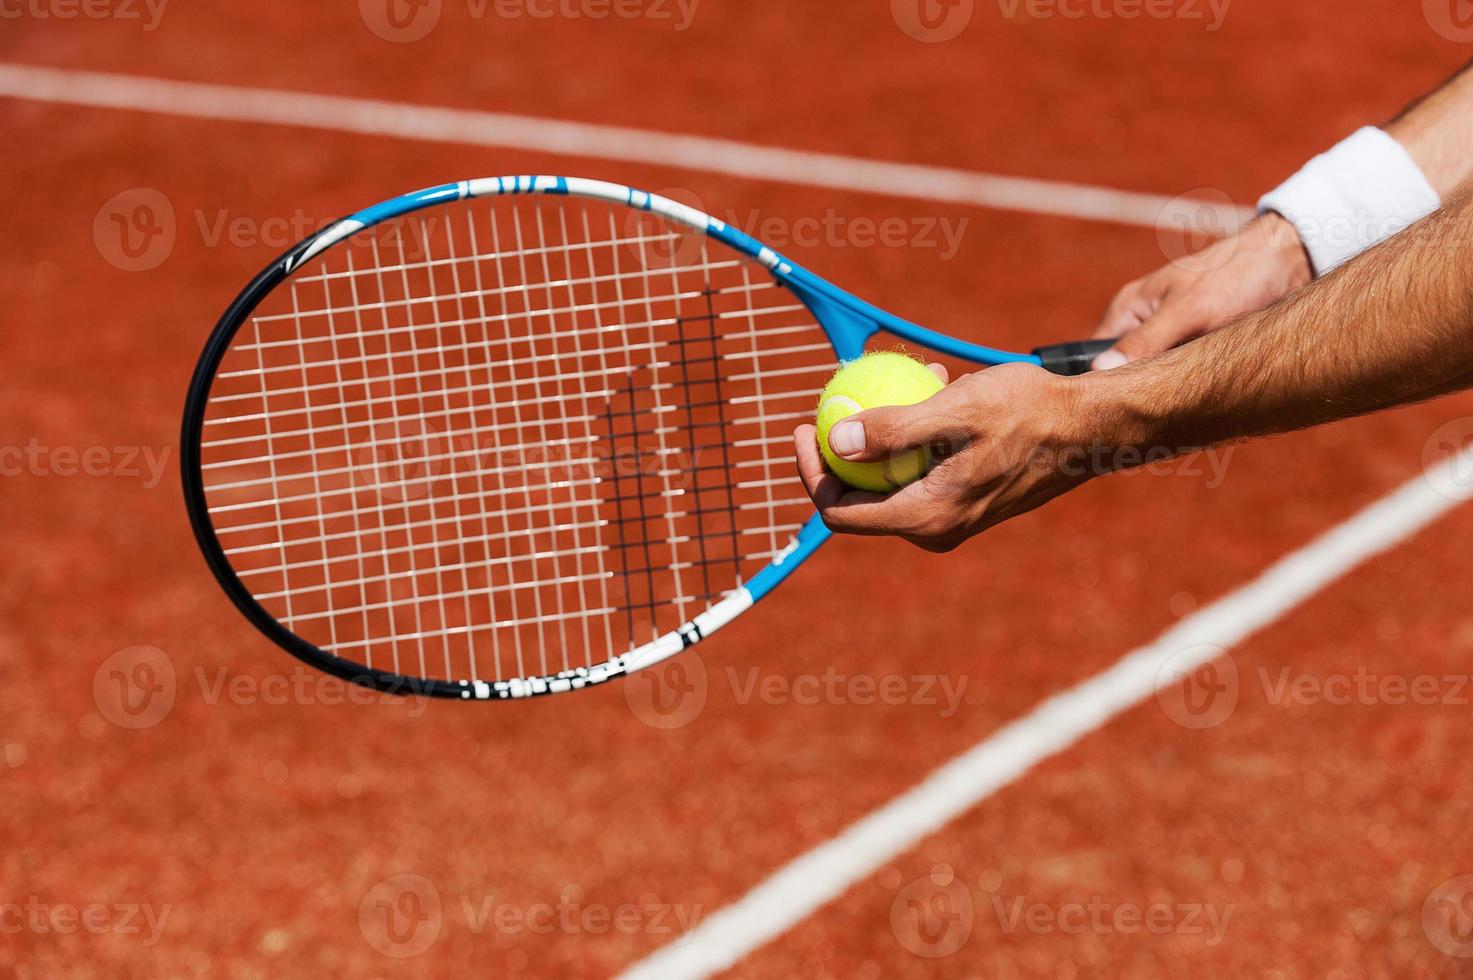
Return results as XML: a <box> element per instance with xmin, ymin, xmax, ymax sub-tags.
<box><xmin>185</xmin><ymin>175</ymin><xmax>1099</xmax><ymax>700</ymax></box>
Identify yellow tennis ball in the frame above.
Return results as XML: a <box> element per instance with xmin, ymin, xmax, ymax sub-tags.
<box><xmin>815</xmin><ymin>351</ymin><xmax>944</xmax><ymax>492</ymax></box>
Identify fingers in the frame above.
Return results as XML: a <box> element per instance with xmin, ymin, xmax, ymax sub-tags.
<box><xmin>795</xmin><ymin>365</ymin><xmax>973</xmax><ymax>545</ymax></box>
<box><xmin>1091</xmin><ymin>279</ymin><xmax>1155</xmax><ymax>341</ymax></box>
<box><xmin>1091</xmin><ymin>219</ymin><xmax>1301</xmax><ymax>371</ymax></box>
<box><xmin>793</xmin><ymin>424</ymin><xmax>849</xmax><ymax>511</ymax></box>
<box><xmin>1099</xmin><ymin>294</ymin><xmax>1204</xmax><ymax>367</ymax></box>
<box><xmin>927</xmin><ymin>362</ymin><xmax>949</xmax><ymax>384</ymax></box>
<box><xmin>1090</xmin><ymin>277</ymin><xmax>1184</xmax><ymax>370</ymax></box>
<box><xmin>795</xmin><ymin>424</ymin><xmax>888</xmax><ymax>513</ymax></box>
<box><xmin>817</xmin><ymin>487</ymin><xmax>928</xmax><ymax>538</ymax></box>
<box><xmin>795</xmin><ymin>426</ymin><xmax>944</xmax><ymax>539</ymax></box>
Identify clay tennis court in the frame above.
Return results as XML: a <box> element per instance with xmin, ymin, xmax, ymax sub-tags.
<box><xmin>6</xmin><ymin>1</ymin><xmax>1473</xmax><ymax>976</ymax></box>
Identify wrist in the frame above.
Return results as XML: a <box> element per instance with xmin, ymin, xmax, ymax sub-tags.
<box><xmin>1055</xmin><ymin>367</ymin><xmax>1172</xmax><ymax>475</ymax></box>
<box><xmin>1257</xmin><ymin>126</ymin><xmax>1440</xmax><ymax>276</ymax></box>
<box><xmin>1251</xmin><ymin>211</ymin><xmax>1313</xmax><ymax>290</ymax></box>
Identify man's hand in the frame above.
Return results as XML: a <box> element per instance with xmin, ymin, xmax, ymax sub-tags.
<box><xmin>1091</xmin><ymin>212</ymin><xmax>1311</xmax><ymax>369</ymax></box>
<box><xmin>792</xmin><ymin>187</ymin><xmax>1473</xmax><ymax>551</ymax></box>
<box><xmin>793</xmin><ymin>363</ymin><xmax>1100</xmax><ymax>552</ymax></box>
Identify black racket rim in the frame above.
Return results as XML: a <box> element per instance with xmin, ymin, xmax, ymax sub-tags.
<box><xmin>181</xmin><ymin>228</ymin><xmax>496</xmax><ymax>701</ymax></box>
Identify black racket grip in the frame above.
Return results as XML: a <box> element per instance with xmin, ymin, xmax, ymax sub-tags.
<box><xmin>1031</xmin><ymin>339</ymin><xmax>1117</xmax><ymax>376</ymax></box>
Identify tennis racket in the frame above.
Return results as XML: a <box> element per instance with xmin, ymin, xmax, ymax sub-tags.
<box><xmin>182</xmin><ymin>176</ymin><xmax>1112</xmax><ymax>700</ymax></box>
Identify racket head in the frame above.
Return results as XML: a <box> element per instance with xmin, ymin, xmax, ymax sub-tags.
<box><xmin>182</xmin><ymin>177</ymin><xmax>840</xmax><ymax>700</ymax></box>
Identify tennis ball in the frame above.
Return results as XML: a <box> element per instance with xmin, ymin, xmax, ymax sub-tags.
<box><xmin>815</xmin><ymin>351</ymin><xmax>944</xmax><ymax>492</ymax></box>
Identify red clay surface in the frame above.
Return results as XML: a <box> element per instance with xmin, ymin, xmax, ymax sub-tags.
<box><xmin>4</xmin><ymin>2</ymin><xmax>1473</xmax><ymax>977</ymax></box>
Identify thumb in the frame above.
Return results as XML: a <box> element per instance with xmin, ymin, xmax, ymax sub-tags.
<box><xmin>827</xmin><ymin>397</ymin><xmax>950</xmax><ymax>463</ymax></box>
<box><xmin>1100</xmin><ymin>297</ymin><xmax>1203</xmax><ymax>367</ymax></box>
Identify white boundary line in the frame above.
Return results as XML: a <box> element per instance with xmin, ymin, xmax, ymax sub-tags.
<box><xmin>0</xmin><ymin>62</ymin><xmax>1252</xmax><ymax>231</ymax></box>
<box><xmin>619</xmin><ymin>451</ymin><xmax>1473</xmax><ymax>979</ymax></box>
<box><xmin>13</xmin><ymin>56</ymin><xmax>1433</xmax><ymax>973</ymax></box>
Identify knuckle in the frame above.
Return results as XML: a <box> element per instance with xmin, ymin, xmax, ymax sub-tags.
<box><xmin>1113</xmin><ymin>278</ymin><xmax>1146</xmax><ymax>304</ymax></box>
<box><xmin>1102</xmin><ymin>278</ymin><xmax>1157</xmax><ymax>330</ymax></box>
<box><xmin>848</xmin><ymin>411</ymin><xmax>889</xmax><ymax>453</ymax></box>
<box><xmin>1101</xmin><ymin>293</ymin><xmax>1135</xmax><ymax>324</ymax></box>
<box><xmin>1134</xmin><ymin>273</ymin><xmax>1173</xmax><ymax>300</ymax></box>
<box><xmin>818</xmin><ymin>510</ymin><xmax>846</xmax><ymax>533</ymax></box>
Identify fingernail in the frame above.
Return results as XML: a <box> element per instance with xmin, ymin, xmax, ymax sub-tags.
<box><xmin>829</xmin><ymin>420</ymin><xmax>865</xmax><ymax>457</ymax></box>
<box><xmin>1092</xmin><ymin>350</ymin><xmax>1128</xmax><ymax>371</ymax></box>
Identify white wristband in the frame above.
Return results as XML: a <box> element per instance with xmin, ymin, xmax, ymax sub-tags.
<box><xmin>1257</xmin><ymin>126</ymin><xmax>1440</xmax><ymax>276</ymax></box>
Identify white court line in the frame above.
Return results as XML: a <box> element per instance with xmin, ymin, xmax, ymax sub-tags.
<box><xmin>619</xmin><ymin>450</ymin><xmax>1473</xmax><ymax>979</ymax></box>
<box><xmin>0</xmin><ymin>62</ymin><xmax>1251</xmax><ymax>231</ymax></box>
<box><xmin>8</xmin><ymin>55</ymin><xmax>1394</xmax><ymax>972</ymax></box>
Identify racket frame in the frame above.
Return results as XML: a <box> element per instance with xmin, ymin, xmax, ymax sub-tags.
<box><xmin>182</xmin><ymin>175</ymin><xmax>1043</xmax><ymax>700</ymax></box>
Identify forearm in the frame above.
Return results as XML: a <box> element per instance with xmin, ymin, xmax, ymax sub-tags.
<box><xmin>1386</xmin><ymin>61</ymin><xmax>1473</xmax><ymax>196</ymax></box>
<box><xmin>1086</xmin><ymin>189</ymin><xmax>1473</xmax><ymax>453</ymax></box>
<box><xmin>799</xmin><ymin>189</ymin><xmax>1473</xmax><ymax>550</ymax></box>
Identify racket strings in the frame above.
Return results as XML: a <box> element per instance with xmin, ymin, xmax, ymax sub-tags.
<box><xmin>200</xmin><ymin>197</ymin><xmax>829</xmax><ymax>684</ymax></box>
<box><xmin>286</xmin><ymin>226</ymin><xmax>687</xmax><ymax>287</ymax></box>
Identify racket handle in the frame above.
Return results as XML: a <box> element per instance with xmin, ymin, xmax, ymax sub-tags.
<box><xmin>1031</xmin><ymin>339</ymin><xmax>1117</xmax><ymax>376</ymax></box>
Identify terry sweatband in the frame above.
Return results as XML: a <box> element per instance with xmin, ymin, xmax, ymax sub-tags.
<box><xmin>1257</xmin><ymin>126</ymin><xmax>1440</xmax><ymax>276</ymax></box>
